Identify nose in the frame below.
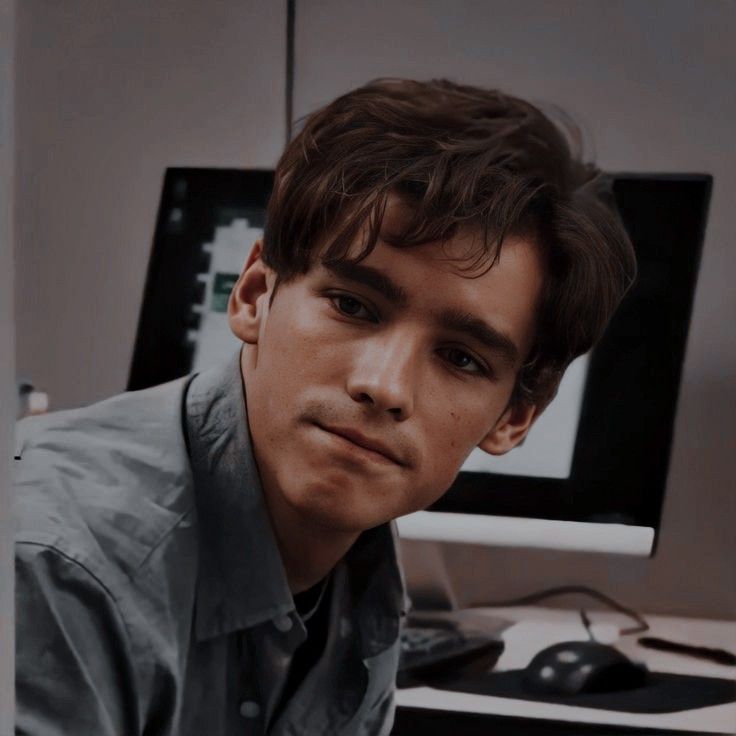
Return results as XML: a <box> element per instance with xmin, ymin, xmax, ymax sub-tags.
<box><xmin>346</xmin><ymin>333</ymin><xmax>417</xmax><ymax>420</ymax></box>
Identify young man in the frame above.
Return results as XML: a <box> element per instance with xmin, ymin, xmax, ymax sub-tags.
<box><xmin>15</xmin><ymin>79</ymin><xmax>635</xmax><ymax>735</ymax></box>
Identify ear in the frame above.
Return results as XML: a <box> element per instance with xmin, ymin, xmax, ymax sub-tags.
<box><xmin>228</xmin><ymin>240</ymin><xmax>274</xmax><ymax>344</ymax></box>
<box><xmin>477</xmin><ymin>400</ymin><xmax>539</xmax><ymax>455</ymax></box>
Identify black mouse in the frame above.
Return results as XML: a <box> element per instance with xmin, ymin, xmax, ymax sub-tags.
<box><xmin>521</xmin><ymin>640</ymin><xmax>648</xmax><ymax>696</ymax></box>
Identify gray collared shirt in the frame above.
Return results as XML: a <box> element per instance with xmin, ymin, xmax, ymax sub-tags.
<box><xmin>15</xmin><ymin>350</ymin><xmax>406</xmax><ymax>735</ymax></box>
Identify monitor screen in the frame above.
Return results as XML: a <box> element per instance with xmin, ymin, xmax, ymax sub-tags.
<box><xmin>461</xmin><ymin>354</ymin><xmax>589</xmax><ymax>481</ymax></box>
<box><xmin>130</xmin><ymin>169</ymin><xmax>711</xmax><ymax>557</ymax></box>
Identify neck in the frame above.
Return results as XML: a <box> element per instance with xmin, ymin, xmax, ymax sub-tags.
<box><xmin>263</xmin><ymin>489</ymin><xmax>359</xmax><ymax>594</ymax></box>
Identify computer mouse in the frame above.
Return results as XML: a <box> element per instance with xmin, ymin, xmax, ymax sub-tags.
<box><xmin>521</xmin><ymin>640</ymin><xmax>648</xmax><ymax>696</ymax></box>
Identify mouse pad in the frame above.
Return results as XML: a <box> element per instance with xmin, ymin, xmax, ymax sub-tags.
<box><xmin>424</xmin><ymin>669</ymin><xmax>736</xmax><ymax>713</ymax></box>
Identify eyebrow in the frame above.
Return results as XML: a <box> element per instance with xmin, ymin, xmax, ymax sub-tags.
<box><xmin>438</xmin><ymin>309</ymin><xmax>520</xmax><ymax>367</ymax></box>
<box><xmin>324</xmin><ymin>261</ymin><xmax>409</xmax><ymax>307</ymax></box>
<box><xmin>324</xmin><ymin>260</ymin><xmax>520</xmax><ymax>366</ymax></box>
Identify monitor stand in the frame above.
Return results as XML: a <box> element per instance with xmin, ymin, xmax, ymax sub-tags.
<box><xmin>400</xmin><ymin>539</ymin><xmax>510</xmax><ymax>637</ymax></box>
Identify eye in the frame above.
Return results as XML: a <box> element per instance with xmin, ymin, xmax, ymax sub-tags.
<box><xmin>330</xmin><ymin>294</ymin><xmax>376</xmax><ymax>322</ymax></box>
<box><xmin>439</xmin><ymin>347</ymin><xmax>488</xmax><ymax>376</ymax></box>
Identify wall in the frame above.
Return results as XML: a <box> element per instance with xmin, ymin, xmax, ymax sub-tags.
<box><xmin>13</xmin><ymin>0</ymin><xmax>736</xmax><ymax>621</ymax></box>
<box><xmin>294</xmin><ymin>0</ymin><xmax>736</xmax><ymax>619</ymax></box>
<box><xmin>0</xmin><ymin>0</ymin><xmax>15</xmax><ymax>728</ymax></box>
<box><xmin>15</xmin><ymin>0</ymin><xmax>286</xmax><ymax>409</ymax></box>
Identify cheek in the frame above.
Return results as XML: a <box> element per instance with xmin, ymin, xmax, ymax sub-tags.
<box><xmin>446</xmin><ymin>408</ymin><xmax>463</xmax><ymax>451</ymax></box>
<box><xmin>413</xmin><ymin>401</ymin><xmax>489</xmax><ymax>498</ymax></box>
<box><xmin>254</xmin><ymin>309</ymin><xmax>348</xmax><ymax>418</ymax></box>
<box><xmin>260</xmin><ymin>307</ymin><xmax>325</xmax><ymax>375</ymax></box>
<box><xmin>434</xmin><ymin>394</ymin><xmax>493</xmax><ymax>450</ymax></box>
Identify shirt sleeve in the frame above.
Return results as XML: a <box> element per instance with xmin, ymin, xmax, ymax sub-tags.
<box><xmin>15</xmin><ymin>543</ymin><xmax>141</xmax><ymax>736</ymax></box>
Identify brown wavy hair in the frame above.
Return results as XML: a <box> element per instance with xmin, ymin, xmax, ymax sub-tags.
<box><xmin>262</xmin><ymin>78</ymin><xmax>636</xmax><ymax>408</ymax></box>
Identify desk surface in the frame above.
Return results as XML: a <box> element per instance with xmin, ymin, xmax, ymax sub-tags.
<box><xmin>396</xmin><ymin>607</ymin><xmax>736</xmax><ymax>734</ymax></box>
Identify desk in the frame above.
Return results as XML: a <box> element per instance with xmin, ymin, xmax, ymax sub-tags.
<box><xmin>395</xmin><ymin>607</ymin><xmax>736</xmax><ymax>734</ymax></box>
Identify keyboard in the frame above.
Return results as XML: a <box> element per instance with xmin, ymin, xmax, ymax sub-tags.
<box><xmin>398</xmin><ymin>625</ymin><xmax>504</xmax><ymax>688</ymax></box>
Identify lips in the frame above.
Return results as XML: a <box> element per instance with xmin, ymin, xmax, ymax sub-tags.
<box><xmin>315</xmin><ymin>423</ymin><xmax>405</xmax><ymax>466</ymax></box>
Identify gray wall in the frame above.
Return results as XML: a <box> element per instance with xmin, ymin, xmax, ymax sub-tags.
<box><xmin>13</xmin><ymin>1</ymin><xmax>736</xmax><ymax>621</ymax></box>
<box><xmin>294</xmin><ymin>0</ymin><xmax>736</xmax><ymax>620</ymax></box>
<box><xmin>1</xmin><ymin>0</ymin><xmax>15</xmax><ymax>728</ymax></box>
<box><xmin>15</xmin><ymin>0</ymin><xmax>286</xmax><ymax>409</ymax></box>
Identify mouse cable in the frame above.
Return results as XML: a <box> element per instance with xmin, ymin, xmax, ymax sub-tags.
<box><xmin>579</xmin><ymin>608</ymin><xmax>596</xmax><ymax>641</ymax></box>
<box><xmin>471</xmin><ymin>584</ymin><xmax>649</xmax><ymax>636</ymax></box>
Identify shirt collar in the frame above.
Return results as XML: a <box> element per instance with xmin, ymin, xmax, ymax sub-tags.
<box><xmin>186</xmin><ymin>348</ymin><xmax>293</xmax><ymax>641</ymax></box>
<box><xmin>185</xmin><ymin>348</ymin><xmax>406</xmax><ymax>654</ymax></box>
<box><xmin>344</xmin><ymin>521</ymin><xmax>407</xmax><ymax>659</ymax></box>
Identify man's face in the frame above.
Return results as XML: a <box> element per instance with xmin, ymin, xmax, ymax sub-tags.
<box><xmin>230</xmin><ymin>200</ymin><xmax>544</xmax><ymax>534</ymax></box>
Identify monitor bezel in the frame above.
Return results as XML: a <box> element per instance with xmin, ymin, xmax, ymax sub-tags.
<box><xmin>129</xmin><ymin>170</ymin><xmax>711</xmax><ymax>558</ymax></box>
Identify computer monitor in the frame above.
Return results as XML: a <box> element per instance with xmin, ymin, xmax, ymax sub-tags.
<box><xmin>129</xmin><ymin>169</ymin><xmax>710</xmax><ymax>558</ymax></box>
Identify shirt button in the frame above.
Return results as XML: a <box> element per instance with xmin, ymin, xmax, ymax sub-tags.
<box><xmin>239</xmin><ymin>700</ymin><xmax>260</xmax><ymax>719</ymax></box>
<box><xmin>274</xmin><ymin>614</ymin><xmax>293</xmax><ymax>633</ymax></box>
<box><xmin>339</xmin><ymin>616</ymin><xmax>352</xmax><ymax>638</ymax></box>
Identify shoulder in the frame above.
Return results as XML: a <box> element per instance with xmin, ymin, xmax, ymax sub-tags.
<box><xmin>15</xmin><ymin>534</ymin><xmax>186</xmax><ymax>734</ymax></box>
<box><xmin>14</xmin><ymin>374</ymin><xmax>198</xmax><ymax>586</ymax></box>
